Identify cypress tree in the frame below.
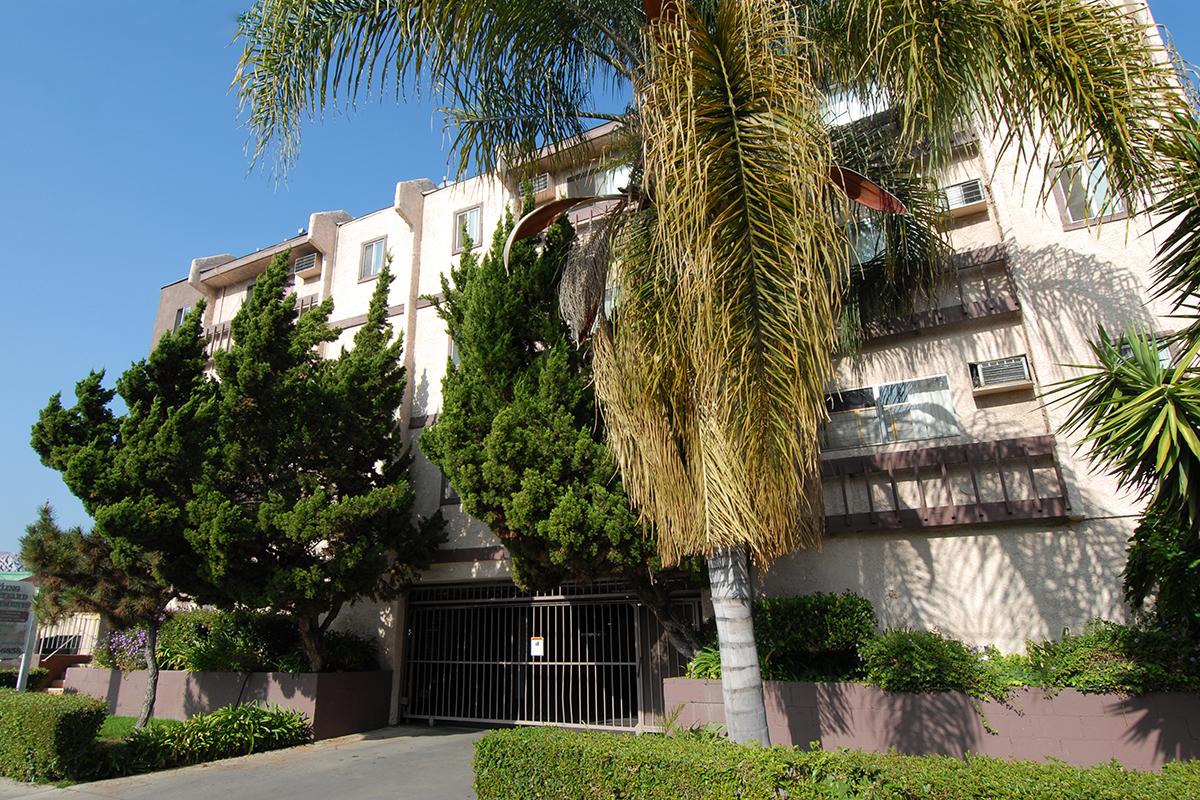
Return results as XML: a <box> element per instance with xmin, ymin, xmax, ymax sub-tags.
<box><xmin>423</xmin><ymin>214</ymin><xmax>701</xmax><ymax>656</ymax></box>
<box><xmin>190</xmin><ymin>251</ymin><xmax>443</xmax><ymax>671</ymax></box>
<box><xmin>30</xmin><ymin>306</ymin><xmax>213</xmax><ymax>725</ymax></box>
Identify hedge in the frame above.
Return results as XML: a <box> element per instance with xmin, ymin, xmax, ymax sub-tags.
<box><xmin>0</xmin><ymin>689</ymin><xmax>107</xmax><ymax>782</ymax></box>
<box><xmin>473</xmin><ymin>727</ymin><xmax>1200</xmax><ymax>800</ymax></box>
<box><xmin>0</xmin><ymin>667</ymin><xmax>49</xmax><ymax>689</ymax></box>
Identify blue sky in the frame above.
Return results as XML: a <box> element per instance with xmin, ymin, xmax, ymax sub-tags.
<box><xmin>0</xmin><ymin>0</ymin><xmax>1197</xmax><ymax>553</ymax></box>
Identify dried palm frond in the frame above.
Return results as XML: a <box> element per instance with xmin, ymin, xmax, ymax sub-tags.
<box><xmin>559</xmin><ymin>212</ymin><xmax>618</xmax><ymax>343</ymax></box>
<box><xmin>596</xmin><ymin>0</ymin><xmax>847</xmax><ymax>567</ymax></box>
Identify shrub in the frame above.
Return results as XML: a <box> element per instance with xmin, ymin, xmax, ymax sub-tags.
<box><xmin>687</xmin><ymin>591</ymin><xmax>877</xmax><ymax>681</ymax></box>
<box><xmin>97</xmin><ymin>704</ymin><xmax>313</xmax><ymax>778</ymax></box>
<box><xmin>0</xmin><ymin>688</ymin><xmax>106</xmax><ymax>782</ymax></box>
<box><xmin>95</xmin><ymin>626</ymin><xmax>149</xmax><ymax>670</ymax></box>
<box><xmin>862</xmin><ymin>629</ymin><xmax>1011</xmax><ymax>701</ymax></box>
<box><xmin>107</xmin><ymin>609</ymin><xmax>380</xmax><ymax>674</ymax></box>
<box><xmin>473</xmin><ymin>727</ymin><xmax>1200</xmax><ymax>800</ymax></box>
<box><xmin>1026</xmin><ymin>619</ymin><xmax>1200</xmax><ymax>694</ymax></box>
<box><xmin>0</xmin><ymin>667</ymin><xmax>49</xmax><ymax>689</ymax></box>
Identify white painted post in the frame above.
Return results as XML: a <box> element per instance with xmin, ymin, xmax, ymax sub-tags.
<box><xmin>16</xmin><ymin>606</ymin><xmax>37</xmax><ymax>691</ymax></box>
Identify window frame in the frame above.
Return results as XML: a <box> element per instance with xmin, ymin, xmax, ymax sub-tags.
<box><xmin>359</xmin><ymin>237</ymin><xmax>386</xmax><ymax>282</ymax></box>
<box><xmin>452</xmin><ymin>205</ymin><xmax>482</xmax><ymax>254</ymax></box>
<box><xmin>172</xmin><ymin>306</ymin><xmax>191</xmax><ymax>330</ymax></box>
<box><xmin>1052</xmin><ymin>157</ymin><xmax>1129</xmax><ymax>231</ymax></box>
<box><xmin>821</xmin><ymin>372</ymin><xmax>961</xmax><ymax>452</ymax></box>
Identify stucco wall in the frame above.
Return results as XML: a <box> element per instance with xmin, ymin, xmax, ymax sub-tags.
<box><xmin>150</xmin><ymin>279</ymin><xmax>203</xmax><ymax>349</ymax></box>
<box><xmin>664</xmin><ymin>678</ymin><xmax>1200</xmax><ymax>770</ymax></box>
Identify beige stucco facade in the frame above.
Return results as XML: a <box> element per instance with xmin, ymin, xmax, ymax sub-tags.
<box><xmin>151</xmin><ymin>95</ymin><xmax>1168</xmax><ymax>656</ymax></box>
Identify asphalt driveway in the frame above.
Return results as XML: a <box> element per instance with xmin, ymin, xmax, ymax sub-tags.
<box><xmin>0</xmin><ymin>725</ymin><xmax>487</xmax><ymax>800</ymax></box>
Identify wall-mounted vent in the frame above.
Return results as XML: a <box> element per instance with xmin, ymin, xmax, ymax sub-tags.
<box><xmin>970</xmin><ymin>355</ymin><xmax>1031</xmax><ymax>391</ymax></box>
<box><xmin>291</xmin><ymin>252</ymin><xmax>319</xmax><ymax>277</ymax></box>
<box><xmin>940</xmin><ymin>179</ymin><xmax>987</xmax><ymax>214</ymax></box>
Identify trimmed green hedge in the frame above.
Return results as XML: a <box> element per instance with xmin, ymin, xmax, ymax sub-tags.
<box><xmin>474</xmin><ymin>727</ymin><xmax>1200</xmax><ymax>800</ymax></box>
<box><xmin>0</xmin><ymin>689</ymin><xmax>106</xmax><ymax>782</ymax></box>
<box><xmin>0</xmin><ymin>667</ymin><xmax>49</xmax><ymax>689</ymax></box>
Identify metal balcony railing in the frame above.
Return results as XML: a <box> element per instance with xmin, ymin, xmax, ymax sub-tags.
<box><xmin>822</xmin><ymin>434</ymin><xmax>1070</xmax><ymax>534</ymax></box>
<box><xmin>864</xmin><ymin>244</ymin><xmax>1019</xmax><ymax>341</ymax></box>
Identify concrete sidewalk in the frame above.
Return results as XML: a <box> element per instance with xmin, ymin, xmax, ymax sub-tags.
<box><xmin>0</xmin><ymin>725</ymin><xmax>486</xmax><ymax>800</ymax></box>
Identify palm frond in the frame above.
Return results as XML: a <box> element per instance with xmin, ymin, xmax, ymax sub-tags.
<box><xmin>1053</xmin><ymin>327</ymin><xmax>1200</xmax><ymax>527</ymax></box>
<box><xmin>234</xmin><ymin>0</ymin><xmax>644</xmax><ymax>177</ymax></box>
<box><xmin>597</xmin><ymin>0</ymin><xmax>846</xmax><ymax>566</ymax></box>
<box><xmin>810</xmin><ymin>0</ymin><xmax>1186</xmax><ymax>206</ymax></box>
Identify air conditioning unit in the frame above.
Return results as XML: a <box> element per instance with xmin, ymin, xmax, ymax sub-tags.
<box><xmin>291</xmin><ymin>252</ymin><xmax>320</xmax><ymax>278</ymax></box>
<box><xmin>970</xmin><ymin>355</ymin><xmax>1032</xmax><ymax>394</ymax></box>
<box><xmin>940</xmin><ymin>179</ymin><xmax>987</xmax><ymax>215</ymax></box>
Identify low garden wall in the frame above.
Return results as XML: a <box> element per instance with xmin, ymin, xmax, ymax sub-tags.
<box><xmin>664</xmin><ymin>677</ymin><xmax>1200</xmax><ymax>771</ymax></box>
<box><xmin>65</xmin><ymin>667</ymin><xmax>391</xmax><ymax>740</ymax></box>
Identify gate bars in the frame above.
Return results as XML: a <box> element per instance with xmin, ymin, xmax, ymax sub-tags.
<box><xmin>403</xmin><ymin>583</ymin><xmax>699</xmax><ymax>732</ymax></box>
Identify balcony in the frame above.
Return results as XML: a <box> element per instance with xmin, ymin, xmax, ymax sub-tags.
<box><xmin>204</xmin><ymin>322</ymin><xmax>232</xmax><ymax>359</ymax></box>
<box><xmin>822</xmin><ymin>434</ymin><xmax>1070</xmax><ymax>534</ymax></box>
<box><xmin>864</xmin><ymin>244</ymin><xmax>1019</xmax><ymax>342</ymax></box>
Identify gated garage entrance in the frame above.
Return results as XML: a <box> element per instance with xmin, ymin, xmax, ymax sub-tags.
<box><xmin>403</xmin><ymin>582</ymin><xmax>699</xmax><ymax>732</ymax></box>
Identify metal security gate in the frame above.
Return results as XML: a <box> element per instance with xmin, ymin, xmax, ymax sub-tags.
<box><xmin>404</xmin><ymin>582</ymin><xmax>698</xmax><ymax>731</ymax></box>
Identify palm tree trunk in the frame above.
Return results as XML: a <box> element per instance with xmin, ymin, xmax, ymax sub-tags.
<box><xmin>706</xmin><ymin>547</ymin><xmax>769</xmax><ymax>745</ymax></box>
<box><xmin>135</xmin><ymin>620</ymin><xmax>159</xmax><ymax>729</ymax></box>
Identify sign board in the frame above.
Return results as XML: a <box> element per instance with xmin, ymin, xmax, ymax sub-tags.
<box><xmin>0</xmin><ymin>581</ymin><xmax>35</xmax><ymax>661</ymax></box>
<box><xmin>529</xmin><ymin>636</ymin><xmax>545</xmax><ymax>657</ymax></box>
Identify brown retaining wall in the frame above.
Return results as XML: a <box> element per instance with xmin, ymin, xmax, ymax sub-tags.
<box><xmin>664</xmin><ymin>677</ymin><xmax>1200</xmax><ymax>770</ymax></box>
<box><xmin>65</xmin><ymin>668</ymin><xmax>391</xmax><ymax>740</ymax></box>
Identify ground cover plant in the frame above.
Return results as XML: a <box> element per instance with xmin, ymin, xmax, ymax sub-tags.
<box><xmin>474</xmin><ymin>727</ymin><xmax>1200</xmax><ymax>800</ymax></box>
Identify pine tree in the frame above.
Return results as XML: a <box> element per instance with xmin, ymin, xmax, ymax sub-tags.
<box><xmin>190</xmin><ymin>251</ymin><xmax>443</xmax><ymax>671</ymax></box>
<box><xmin>423</xmin><ymin>215</ymin><xmax>701</xmax><ymax>657</ymax></box>
<box><xmin>30</xmin><ymin>306</ymin><xmax>213</xmax><ymax>725</ymax></box>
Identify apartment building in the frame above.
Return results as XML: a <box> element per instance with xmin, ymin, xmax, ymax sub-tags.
<box><xmin>151</xmin><ymin>93</ymin><xmax>1169</xmax><ymax>728</ymax></box>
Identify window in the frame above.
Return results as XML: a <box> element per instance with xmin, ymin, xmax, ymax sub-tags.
<box><xmin>1056</xmin><ymin>157</ymin><xmax>1125</xmax><ymax>228</ymax></box>
<box><xmin>441</xmin><ymin>472</ymin><xmax>461</xmax><ymax>506</ymax></box>
<box><xmin>360</xmin><ymin>238</ymin><xmax>385</xmax><ymax>280</ymax></box>
<box><xmin>172</xmin><ymin>306</ymin><xmax>191</xmax><ymax>330</ymax></box>
<box><xmin>565</xmin><ymin>166</ymin><xmax>632</xmax><ymax>198</ymax></box>
<box><xmin>453</xmin><ymin>206</ymin><xmax>482</xmax><ymax>253</ymax></box>
<box><xmin>820</xmin><ymin>375</ymin><xmax>960</xmax><ymax>451</ymax></box>
<box><xmin>529</xmin><ymin>172</ymin><xmax>550</xmax><ymax>193</ymax></box>
<box><xmin>1118</xmin><ymin>337</ymin><xmax>1174</xmax><ymax>369</ymax></box>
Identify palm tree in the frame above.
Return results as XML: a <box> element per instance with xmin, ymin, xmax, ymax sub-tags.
<box><xmin>1055</xmin><ymin>111</ymin><xmax>1200</xmax><ymax>639</ymax></box>
<box><xmin>235</xmin><ymin>0</ymin><xmax>1186</xmax><ymax>744</ymax></box>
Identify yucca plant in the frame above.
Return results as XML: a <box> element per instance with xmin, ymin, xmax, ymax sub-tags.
<box><xmin>234</xmin><ymin>0</ymin><xmax>1186</xmax><ymax>743</ymax></box>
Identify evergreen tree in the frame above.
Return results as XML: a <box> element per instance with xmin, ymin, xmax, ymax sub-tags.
<box><xmin>189</xmin><ymin>251</ymin><xmax>443</xmax><ymax>671</ymax></box>
<box><xmin>422</xmin><ymin>215</ymin><xmax>701</xmax><ymax>656</ymax></box>
<box><xmin>30</xmin><ymin>307</ymin><xmax>213</xmax><ymax>725</ymax></box>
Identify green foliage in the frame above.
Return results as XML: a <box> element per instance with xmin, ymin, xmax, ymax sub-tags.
<box><xmin>422</xmin><ymin>208</ymin><xmax>698</xmax><ymax>649</ymax></box>
<box><xmin>96</xmin><ymin>706</ymin><xmax>311</xmax><ymax>779</ymax></box>
<box><xmin>862</xmin><ymin>630</ymin><xmax>1009</xmax><ymax>701</ymax></box>
<box><xmin>686</xmin><ymin>646</ymin><xmax>722</xmax><ymax>680</ymax></box>
<box><xmin>1124</xmin><ymin>506</ymin><xmax>1200</xmax><ymax>639</ymax></box>
<box><xmin>105</xmin><ymin>610</ymin><xmax>380</xmax><ymax>674</ymax></box>
<box><xmin>97</xmin><ymin>715</ymin><xmax>181</xmax><ymax>743</ymax></box>
<box><xmin>474</xmin><ymin>727</ymin><xmax>1200</xmax><ymax>800</ymax></box>
<box><xmin>0</xmin><ymin>689</ymin><xmax>107</xmax><ymax>782</ymax></box>
<box><xmin>688</xmin><ymin>592</ymin><xmax>877</xmax><ymax>681</ymax></box>
<box><xmin>752</xmin><ymin>593</ymin><xmax>877</xmax><ymax>680</ymax></box>
<box><xmin>188</xmin><ymin>252</ymin><xmax>443</xmax><ymax>670</ymax></box>
<box><xmin>1026</xmin><ymin>620</ymin><xmax>1200</xmax><ymax>694</ymax></box>
<box><xmin>0</xmin><ymin>667</ymin><xmax>49</xmax><ymax>689</ymax></box>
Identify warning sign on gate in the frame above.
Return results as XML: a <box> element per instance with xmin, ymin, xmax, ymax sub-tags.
<box><xmin>530</xmin><ymin>636</ymin><xmax>544</xmax><ymax>657</ymax></box>
<box><xmin>0</xmin><ymin>581</ymin><xmax>35</xmax><ymax>661</ymax></box>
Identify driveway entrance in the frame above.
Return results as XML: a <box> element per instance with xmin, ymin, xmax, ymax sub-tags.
<box><xmin>0</xmin><ymin>726</ymin><xmax>486</xmax><ymax>800</ymax></box>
